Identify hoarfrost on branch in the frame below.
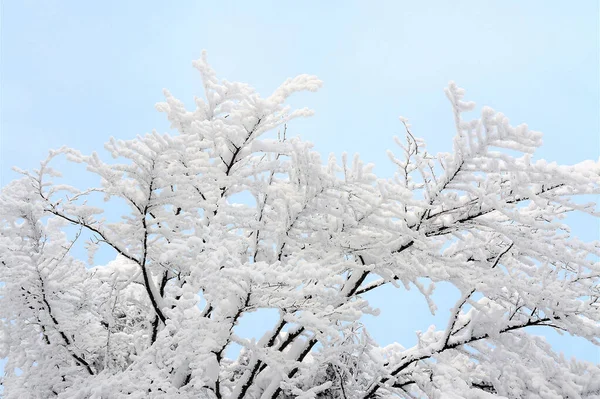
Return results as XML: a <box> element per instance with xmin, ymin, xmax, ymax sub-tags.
<box><xmin>1</xmin><ymin>53</ymin><xmax>599</xmax><ymax>398</ymax></box>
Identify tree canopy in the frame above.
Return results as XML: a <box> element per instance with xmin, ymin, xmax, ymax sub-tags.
<box><xmin>1</xmin><ymin>53</ymin><xmax>599</xmax><ymax>398</ymax></box>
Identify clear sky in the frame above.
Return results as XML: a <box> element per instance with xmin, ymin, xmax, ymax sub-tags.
<box><xmin>1</xmin><ymin>0</ymin><xmax>599</xmax><ymax>365</ymax></box>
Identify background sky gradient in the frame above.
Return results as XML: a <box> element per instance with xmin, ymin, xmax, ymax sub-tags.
<box><xmin>1</xmin><ymin>0</ymin><xmax>599</xmax><ymax>368</ymax></box>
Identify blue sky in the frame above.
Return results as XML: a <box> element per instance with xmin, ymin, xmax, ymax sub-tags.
<box><xmin>1</xmin><ymin>1</ymin><xmax>599</xmax><ymax>365</ymax></box>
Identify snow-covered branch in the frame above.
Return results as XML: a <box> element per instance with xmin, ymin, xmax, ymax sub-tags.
<box><xmin>1</xmin><ymin>54</ymin><xmax>599</xmax><ymax>399</ymax></box>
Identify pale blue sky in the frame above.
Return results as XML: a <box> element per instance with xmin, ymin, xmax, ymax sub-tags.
<box><xmin>1</xmin><ymin>1</ymin><xmax>599</xmax><ymax>365</ymax></box>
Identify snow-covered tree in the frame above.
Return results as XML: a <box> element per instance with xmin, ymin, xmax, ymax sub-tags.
<box><xmin>1</xmin><ymin>53</ymin><xmax>599</xmax><ymax>398</ymax></box>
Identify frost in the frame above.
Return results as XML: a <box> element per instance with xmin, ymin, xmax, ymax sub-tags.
<box><xmin>1</xmin><ymin>54</ymin><xmax>599</xmax><ymax>399</ymax></box>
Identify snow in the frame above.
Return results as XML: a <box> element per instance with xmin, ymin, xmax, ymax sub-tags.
<box><xmin>1</xmin><ymin>54</ymin><xmax>599</xmax><ymax>399</ymax></box>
